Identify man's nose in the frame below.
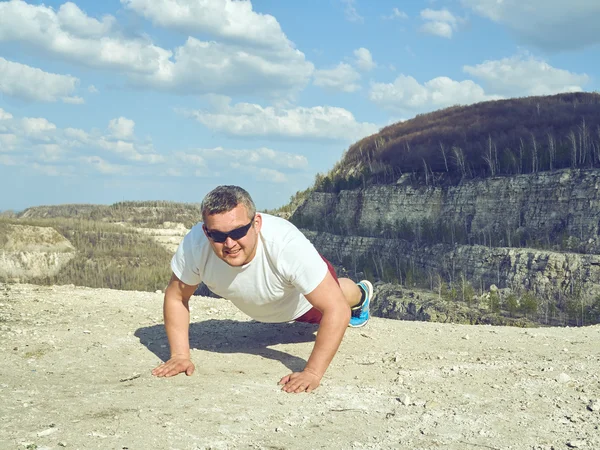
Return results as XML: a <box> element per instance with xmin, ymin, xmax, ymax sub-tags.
<box><xmin>224</xmin><ymin>236</ymin><xmax>236</xmax><ymax>247</ymax></box>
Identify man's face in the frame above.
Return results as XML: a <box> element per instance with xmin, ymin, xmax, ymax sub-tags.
<box><xmin>202</xmin><ymin>203</ymin><xmax>262</xmax><ymax>267</ymax></box>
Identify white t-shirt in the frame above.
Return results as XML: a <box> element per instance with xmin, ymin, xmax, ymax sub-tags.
<box><xmin>171</xmin><ymin>213</ymin><xmax>328</xmax><ymax>323</ymax></box>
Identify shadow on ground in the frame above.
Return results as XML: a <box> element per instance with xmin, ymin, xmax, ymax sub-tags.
<box><xmin>135</xmin><ymin>319</ymin><xmax>318</xmax><ymax>373</ymax></box>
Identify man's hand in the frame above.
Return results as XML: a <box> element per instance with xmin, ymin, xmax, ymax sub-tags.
<box><xmin>278</xmin><ymin>369</ymin><xmax>322</xmax><ymax>393</ymax></box>
<box><xmin>152</xmin><ymin>356</ymin><xmax>195</xmax><ymax>378</ymax></box>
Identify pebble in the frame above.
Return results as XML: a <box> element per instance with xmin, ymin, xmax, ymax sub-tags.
<box><xmin>397</xmin><ymin>394</ymin><xmax>410</xmax><ymax>406</ymax></box>
<box><xmin>566</xmin><ymin>440</ymin><xmax>586</xmax><ymax>448</ymax></box>
<box><xmin>588</xmin><ymin>399</ymin><xmax>600</xmax><ymax>412</ymax></box>
<box><xmin>37</xmin><ymin>427</ymin><xmax>58</xmax><ymax>437</ymax></box>
<box><xmin>462</xmin><ymin>335</ymin><xmax>470</xmax><ymax>340</ymax></box>
<box><xmin>557</xmin><ymin>373</ymin><xmax>571</xmax><ymax>383</ymax></box>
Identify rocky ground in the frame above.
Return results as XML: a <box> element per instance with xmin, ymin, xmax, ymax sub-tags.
<box><xmin>1</xmin><ymin>283</ymin><xmax>599</xmax><ymax>450</ymax></box>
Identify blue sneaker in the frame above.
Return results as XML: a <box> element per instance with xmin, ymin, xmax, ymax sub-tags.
<box><xmin>349</xmin><ymin>280</ymin><xmax>372</xmax><ymax>328</ymax></box>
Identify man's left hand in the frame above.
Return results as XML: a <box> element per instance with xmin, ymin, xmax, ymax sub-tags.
<box><xmin>278</xmin><ymin>369</ymin><xmax>322</xmax><ymax>393</ymax></box>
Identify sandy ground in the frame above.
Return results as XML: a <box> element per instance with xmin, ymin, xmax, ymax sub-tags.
<box><xmin>1</xmin><ymin>283</ymin><xmax>599</xmax><ymax>450</ymax></box>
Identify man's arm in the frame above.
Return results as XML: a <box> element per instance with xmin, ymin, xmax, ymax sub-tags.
<box><xmin>279</xmin><ymin>272</ymin><xmax>351</xmax><ymax>393</ymax></box>
<box><xmin>151</xmin><ymin>273</ymin><xmax>198</xmax><ymax>377</ymax></box>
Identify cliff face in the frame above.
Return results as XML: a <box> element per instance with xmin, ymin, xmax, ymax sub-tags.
<box><xmin>304</xmin><ymin>232</ymin><xmax>600</xmax><ymax>300</ymax></box>
<box><xmin>0</xmin><ymin>224</ymin><xmax>75</xmax><ymax>281</ymax></box>
<box><xmin>293</xmin><ymin>169</ymin><xmax>600</xmax><ymax>300</ymax></box>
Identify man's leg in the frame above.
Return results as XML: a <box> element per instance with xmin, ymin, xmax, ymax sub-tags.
<box><xmin>320</xmin><ymin>256</ymin><xmax>368</xmax><ymax>311</ymax></box>
<box><xmin>338</xmin><ymin>278</ymin><xmax>362</xmax><ymax>308</ymax></box>
<box><xmin>295</xmin><ymin>256</ymin><xmax>371</xmax><ymax>327</ymax></box>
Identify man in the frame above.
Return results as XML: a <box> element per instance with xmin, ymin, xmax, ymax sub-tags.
<box><xmin>152</xmin><ymin>185</ymin><xmax>373</xmax><ymax>393</ymax></box>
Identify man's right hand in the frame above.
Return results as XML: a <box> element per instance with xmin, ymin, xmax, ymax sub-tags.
<box><xmin>152</xmin><ymin>356</ymin><xmax>195</xmax><ymax>377</ymax></box>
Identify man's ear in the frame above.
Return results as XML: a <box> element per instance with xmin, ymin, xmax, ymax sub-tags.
<box><xmin>202</xmin><ymin>224</ymin><xmax>209</xmax><ymax>237</ymax></box>
<box><xmin>254</xmin><ymin>213</ymin><xmax>262</xmax><ymax>232</ymax></box>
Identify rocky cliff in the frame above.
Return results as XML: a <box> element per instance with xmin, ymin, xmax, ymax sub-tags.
<box><xmin>293</xmin><ymin>169</ymin><xmax>600</xmax><ymax>303</ymax></box>
<box><xmin>0</xmin><ymin>224</ymin><xmax>75</xmax><ymax>281</ymax></box>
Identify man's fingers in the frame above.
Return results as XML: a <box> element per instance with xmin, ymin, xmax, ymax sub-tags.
<box><xmin>152</xmin><ymin>359</ymin><xmax>194</xmax><ymax>378</ymax></box>
<box><xmin>280</xmin><ymin>371</ymin><xmax>320</xmax><ymax>393</ymax></box>
<box><xmin>282</xmin><ymin>380</ymin><xmax>305</xmax><ymax>393</ymax></box>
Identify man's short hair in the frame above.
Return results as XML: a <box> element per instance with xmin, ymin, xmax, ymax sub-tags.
<box><xmin>201</xmin><ymin>185</ymin><xmax>256</xmax><ymax>221</ymax></box>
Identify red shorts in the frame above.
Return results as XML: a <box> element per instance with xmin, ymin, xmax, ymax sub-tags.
<box><xmin>294</xmin><ymin>255</ymin><xmax>339</xmax><ymax>325</ymax></box>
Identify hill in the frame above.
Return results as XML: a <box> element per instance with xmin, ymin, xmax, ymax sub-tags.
<box><xmin>17</xmin><ymin>201</ymin><xmax>203</xmax><ymax>229</ymax></box>
<box><xmin>287</xmin><ymin>93</ymin><xmax>600</xmax><ymax>327</ymax></box>
<box><xmin>0</xmin><ymin>217</ymin><xmax>173</xmax><ymax>291</ymax></box>
<box><xmin>1</xmin><ymin>283</ymin><xmax>599</xmax><ymax>449</ymax></box>
<box><xmin>311</xmin><ymin>92</ymin><xmax>600</xmax><ymax>192</ymax></box>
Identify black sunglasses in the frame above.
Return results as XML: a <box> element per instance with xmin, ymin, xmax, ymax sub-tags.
<box><xmin>204</xmin><ymin>218</ymin><xmax>255</xmax><ymax>243</ymax></box>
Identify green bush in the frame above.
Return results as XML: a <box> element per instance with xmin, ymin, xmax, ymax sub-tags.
<box><xmin>519</xmin><ymin>292</ymin><xmax>538</xmax><ymax>318</ymax></box>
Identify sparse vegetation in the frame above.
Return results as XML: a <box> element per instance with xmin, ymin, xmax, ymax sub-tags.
<box><xmin>306</xmin><ymin>93</ymin><xmax>600</xmax><ymax>192</ymax></box>
<box><xmin>17</xmin><ymin>200</ymin><xmax>203</xmax><ymax>229</ymax></box>
<box><xmin>0</xmin><ymin>217</ymin><xmax>172</xmax><ymax>292</ymax></box>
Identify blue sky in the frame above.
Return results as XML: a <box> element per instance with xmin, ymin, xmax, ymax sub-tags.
<box><xmin>0</xmin><ymin>0</ymin><xmax>598</xmax><ymax>212</ymax></box>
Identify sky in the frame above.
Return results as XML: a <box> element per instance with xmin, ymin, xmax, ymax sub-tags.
<box><xmin>0</xmin><ymin>0</ymin><xmax>599</xmax><ymax>212</ymax></box>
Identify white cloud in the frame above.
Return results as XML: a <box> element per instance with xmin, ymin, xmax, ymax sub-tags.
<box><xmin>139</xmin><ymin>37</ymin><xmax>313</xmax><ymax>97</ymax></box>
<box><xmin>96</xmin><ymin>138</ymin><xmax>165</xmax><ymax>164</ymax></box>
<box><xmin>0</xmin><ymin>57</ymin><xmax>81</xmax><ymax>103</ymax></box>
<box><xmin>81</xmin><ymin>156</ymin><xmax>130</xmax><ymax>175</ymax></box>
<box><xmin>341</xmin><ymin>0</ymin><xmax>363</xmax><ymax>23</ymax></box>
<box><xmin>383</xmin><ymin>8</ymin><xmax>408</xmax><ymax>20</ymax></box>
<box><xmin>21</xmin><ymin>118</ymin><xmax>57</xmax><ymax>135</ymax></box>
<box><xmin>250</xmin><ymin>147</ymin><xmax>308</xmax><ymax>169</ymax></box>
<box><xmin>37</xmin><ymin>144</ymin><xmax>65</xmax><ymax>162</ymax></box>
<box><xmin>229</xmin><ymin>162</ymin><xmax>288</xmax><ymax>183</ymax></box>
<box><xmin>419</xmin><ymin>9</ymin><xmax>461</xmax><ymax>38</ymax></box>
<box><xmin>165</xmin><ymin>168</ymin><xmax>183</xmax><ymax>177</ymax></box>
<box><xmin>64</xmin><ymin>128</ymin><xmax>89</xmax><ymax>142</ymax></box>
<box><xmin>108</xmin><ymin>117</ymin><xmax>136</xmax><ymax>141</ymax></box>
<box><xmin>462</xmin><ymin>0</ymin><xmax>600</xmax><ymax>51</ymax></box>
<box><xmin>420</xmin><ymin>21</ymin><xmax>454</xmax><ymax>39</ymax></box>
<box><xmin>0</xmin><ymin>154</ymin><xmax>18</xmax><ymax>165</ymax></box>
<box><xmin>175</xmin><ymin>152</ymin><xmax>206</xmax><ymax>167</ymax></box>
<box><xmin>182</xmin><ymin>97</ymin><xmax>379</xmax><ymax>142</ymax></box>
<box><xmin>0</xmin><ymin>108</ymin><xmax>13</xmax><ymax>120</ymax></box>
<box><xmin>463</xmin><ymin>54</ymin><xmax>590</xmax><ymax>96</ymax></box>
<box><xmin>57</xmin><ymin>2</ymin><xmax>115</xmax><ymax>38</ymax></box>
<box><xmin>0</xmin><ymin>1</ymin><xmax>172</xmax><ymax>74</ymax></box>
<box><xmin>121</xmin><ymin>0</ymin><xmax>291</xmax><ymax>50</ymax></box>
<box><xmin>0</xmin><ymin>109</ymin><xmax>164</xmax><ymax>169</ymax></box>
<box><xmin>177</xmin><ymin>146</ymin><xmax>307</xmax><ymax>172</ymax></box>
<box><xmin>173</xmin><ymin>146</ymin><xmax>304</xmax><ymax>182</ymax></box>
<box><xmin>62</xmin><ymin>96</ymin><xmax>85</xmax><ymax>105</ymax></box>
<box><xmin>353</xmin><ymin>48</ymin><xmax>376</xmax><ymax>71</ymax></box>
<box><xmin>257</xmin><ymin>168</ymin><xmax>287</xmax><ymax>183</ymax></box>
<box><xmin>421</xmin><ymin>9</ymin><xmax>460</xmax><ymax>24</ymax></box>
<box><xmin>88</xmin><ymin>85</ymin><xmax>99</xmax><ymax>93</ymax></box>
<box><xmin>0</xmin><ymin>1</ymin><xmax>312</xmax><ymax>98</ymax></box>
<box><xmin>369</xmin><ymin>74</ymin><xmax>501</xmax><ymax>114</ymax></box>
<box><xmin>313</xmin><ymin>63</ymin><xmax>361</xmax><ymax>93</ymax></box>
<box><xmin>0</xmin><ymin>133</ymin><xmax>18</xmax><ymax>152</ymax></box>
